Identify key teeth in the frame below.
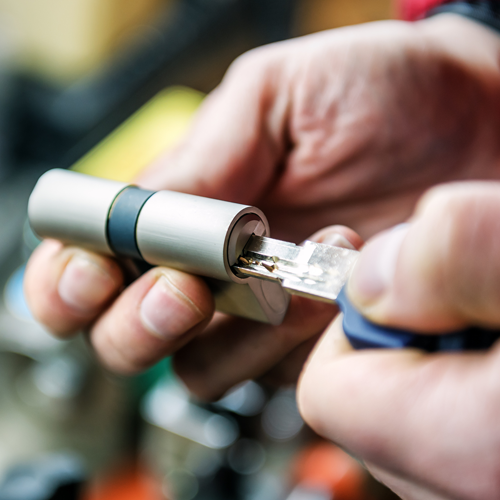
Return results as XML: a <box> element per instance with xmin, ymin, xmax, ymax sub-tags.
<box><xmin>238</xmin><ymin>234</ymin><xmax>359</xmax><ymax>302</ymax></box>
<box><xmin>262</xmin><ymin>263</ymin><xmax>277</xmax><ymax>272</ymax></box>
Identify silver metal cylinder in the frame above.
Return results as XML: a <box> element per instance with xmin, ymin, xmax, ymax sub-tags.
<box><xmin>136</xmin><ymin>191</ymin><xmax>268</xmax><ymax>282</ymax></box>
<box><xmin>28</xmin><ymin>169</ymin><xmax>127</xmax><ymax>254</ymax></box>
<box><xmin>28</xmin><ymin>169</ymin><xmax>288</xmax><ymax>325</ymax></box>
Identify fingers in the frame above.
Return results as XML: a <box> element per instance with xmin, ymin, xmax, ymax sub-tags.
<box><xmin>348</xmin><ymin>181</ymin><xmax>500</xmax><ymax>331</ymax></box>
<box><xmin>89</xmin><ymin>267</ymin><xmax>214</xmax><ymax>374</ymax></box>
<box><xmin>24</xmin><ymin>240</ymin><xmax>124</xmax><ymax>336</ymax></box>
<box><xmin>298</xmin><ymin>183</ymin><xmax>500</xmax><ymax>497</ymax></box>
<box><xmin>298</xmin><ymin>316</ymin><xmax>500</xmax><ymax>499</ymax></box>
<box><xmin>174</xmin><ymin>296</ymin><xmax>338</xmax><ymax>401</ymax></box>
<box><xmin>259</xmin><ymin>334</ymin><xmax>322</xmax><ymax>387</ymax></box>
<box><xmin>136</xmin><ymin>45</ymin><xmax>288</xmax><ymax>204</ymax></box>
<box><xmin>24</xmin><ymin>240</ymin><xmax>215</xmax><ymax>374</ymax></box>
<box><xmin>173</xmin><ymin>225</ymin><xmax>363</xmax><ymax>400</ymax></box>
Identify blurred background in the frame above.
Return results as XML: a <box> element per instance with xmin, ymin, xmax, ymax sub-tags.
<box><xmin>0</xmin><ymin>1</ymin><xmax>402</xmax><ymax>499</ymax></box>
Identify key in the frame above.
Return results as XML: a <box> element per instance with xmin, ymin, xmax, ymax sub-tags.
<box><xmin>234</xmin><ymin>235</ymin><xmax>500</xmax><ymax>352</ymax></box>
<box><xmin>233</xmin><ymin>235</ymin><xmax>358</xmax><ymax>303</ymax></box>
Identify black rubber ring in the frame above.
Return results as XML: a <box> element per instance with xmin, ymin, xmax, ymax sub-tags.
<box><xmin>107</xmin><ymin>186</ymin><xmax>155</xmax><ymax>259</ymax></box>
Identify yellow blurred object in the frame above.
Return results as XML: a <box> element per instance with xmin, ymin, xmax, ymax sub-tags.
<box><xmin>298</xmin><ymin>0</ymin><xmax>393</xmax><ymax>33</ymax></box>
<box><xmin>72</xmin><ymin>86</ymin><xmax>204</xmax><ymax>182</ymax></box>
<box><xmin>0</xmin><ymin>0</ymin><xmax>169</xmax><ymax>82</ymax></box>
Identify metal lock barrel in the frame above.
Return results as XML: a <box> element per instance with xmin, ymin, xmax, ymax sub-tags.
<box><xmin>28</xmin><ymin>169</ymin><xmax>290</xmax><ymax>325</ymax></box>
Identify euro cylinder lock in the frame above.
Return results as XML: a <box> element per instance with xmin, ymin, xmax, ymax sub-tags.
<box><xmin>28</xmin><ymin>169</ymin><xmax>289</xmax><ymax>325</ymax></box>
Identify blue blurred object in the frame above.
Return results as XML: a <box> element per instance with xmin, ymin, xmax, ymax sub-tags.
<box><xmin>4</xmin><ymin>265</ymin><xmax>32</xmax><ymax>322</ymax></box>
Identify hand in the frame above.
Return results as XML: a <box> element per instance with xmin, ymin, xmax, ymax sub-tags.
<box><xmin>25</xmin><ymin>14</ymin><xmax>500</xmax><ymax>399</ymax></box>
<box><xmin>299</xmin><ymin>182</ymin><xmax>500</xmax><ymax>500</ymax></box>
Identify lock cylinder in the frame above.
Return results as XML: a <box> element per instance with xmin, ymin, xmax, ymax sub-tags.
<box><xmin>28</xmin><ymin>169</ymin><xmax>270</xmax><ymax>283</ymax></box>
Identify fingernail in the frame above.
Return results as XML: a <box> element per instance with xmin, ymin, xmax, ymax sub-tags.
<box><xmin>140</xmin><ymin>274</ymin><xmax>205</xmax><ymax>340</ymax></box>
<box><xmin>58</xmin><ymin>256</ymin><xmax>118</xmax><ymax>313</ymax></box>
<box><xmin>321</xmin><ymin>233</ymin><xmax>356</xmax><ymax>250</ymax></box>
<box><xmin>348</xmin><ymin>224</ymin><xmax>410</xmax><ymax>304</ymax></box>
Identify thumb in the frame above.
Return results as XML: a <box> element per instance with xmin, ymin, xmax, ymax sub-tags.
<box><xmin>136</xmin><ymin>49</ymin><xmax>288</xmax><ymax>204</ymax></box>
<box><xmin>347</xmin><ymin>181</ymin><xmax>500</xmax><ymax>332</ymax></box>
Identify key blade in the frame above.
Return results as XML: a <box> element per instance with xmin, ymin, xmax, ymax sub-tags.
<box><xmin>233</xmin><ymin>235</ymin><xmax>359</xmax><ymax>303</ymax></box>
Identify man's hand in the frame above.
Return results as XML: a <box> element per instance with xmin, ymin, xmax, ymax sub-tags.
<box><xmin>24</xmin><ymin>14</ymin><xmax>500</xmax><ymax>399</ymax></box>
<box><xmin>299</xmin><ymin>182</ymin><xmax>500</xmax><ymax>500</ymax></box>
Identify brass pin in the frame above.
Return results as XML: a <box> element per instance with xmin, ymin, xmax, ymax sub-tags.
<box><xmin>239</xmin><ymin>257</ymin><xmax>250</xmax><ymax>265</ymax></box>
<box><xmin>262</xmin><ymin>263</ymin><xmax>277</xmax><ymax>272</ymax></box>
<box><xmin>271</xmin><ymin>256</ymin><xmax>279</xmax><ymax>263</ymax></box>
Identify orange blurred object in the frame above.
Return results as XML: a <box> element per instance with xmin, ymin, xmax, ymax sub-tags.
<box><xmin>293</xmin><ymin>442</ymin><xmax>368</xmax><ymax>500</ymax></box>
<box><xmin>297</xmin><ymin>0</ymin><xmax>393</xmax><ymax>34</ymax></box>
<box><xmin>82</xmin><ymin>465</ymin><xmax>162</xmax><ymax>500</ymax></box>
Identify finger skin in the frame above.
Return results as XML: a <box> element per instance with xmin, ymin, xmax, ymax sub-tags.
<box><xmin>174</xmin><ymin>298</ymin><xmax>337</xmax><ymax>401</ymax></box>
<box><xmin>140</xmin><ymin>16</ymin><xmax>500</xmax><ymax>246</ymax></box>
<box><xmin>259</xmin><ymin>333</ymin><xmax>322</xmax><ymax>387</ymax></box>
<box><xmin>348</xmin><ymin>181</ymin><xmax>500</xmax><ymax>331</ymax></box>
<box><xmin>24</xmin><ymin>240</ymin><xmax>215</xmax><ymax>373</ymax></box>
<box><xmin>173</xmin><ymin>226</ymin><xmax>363</xmax><ymax>401</ymax></box>
<box><xmin>298</xmin><ymin>317</ymin><xmax>500</xmax><ymax>500</ymax></box>
<box><xmin>366</xmin><ymin>464</ymin><xmax>453</xmax><ymax>500</ymax></box>
<box><xmin>136</xmin><ymin>45</ymin><xmax>288</xmax><ymax>204</ymax></box>
<box><xmin>24</xmin><ymin>240</ymin><xmax>124</xmax><ymax>336</ymax></box>
<box><xmin>308</xmin><ymin>225</ymin><xmax>365</xmax><ymax>250</ymax></box>
<box><xmin>300</xmin><ymin>182</ymin><xmax>500</xmax><ymax>499</ymax></box>
<box><xmin>90</xmin><ymin>267</ymin><xmax>214</xmax><ymax>374</ymax></box>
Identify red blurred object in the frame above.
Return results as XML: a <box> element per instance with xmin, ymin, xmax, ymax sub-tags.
<box><xmin>398</xmin><ymin>0</ymin><xmax>451</xmax><ymax>20</ymax></box>
<box><xmin>293</xmin><ymin>442</ymin><xmax>369</xmax><ymax>500</ymax></box>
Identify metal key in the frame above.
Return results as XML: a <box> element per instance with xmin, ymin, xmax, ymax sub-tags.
<box><xmin>234</xmin><ymin>235</ymin><xmax>500</xmax><ymax>353</ymax></box>
<box><xmin>233</xmin><ymin>235</ymin><xmax>358</xmax><ymax>303</ymax></box>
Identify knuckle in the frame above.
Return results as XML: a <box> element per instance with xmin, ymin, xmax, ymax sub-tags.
<box><xmin>228</xmin><ymin>47</ymin><xmax>267</xmax><ymax>74</ymax></box>
<box><xmin>179</xmin><ymin>379</ymin><xmax>224</xmax><ymax>402</ymax></box>
<box><xmin>192</xmin><ymin>386</ymin><xmax>225</xmax><ymax>403</ymax></box>
<box><xmin>225</xmin><ymin>45</ymin><xmax>280</xmax><ymax>87</ymax></box>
